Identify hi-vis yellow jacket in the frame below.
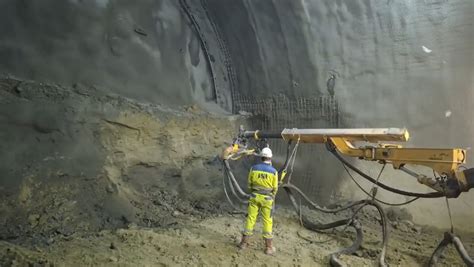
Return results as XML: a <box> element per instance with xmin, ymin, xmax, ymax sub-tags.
<box><xmin>248</xmin><ymin>163</ymin><xmax>278</xmax><ymax>196</ymax></box>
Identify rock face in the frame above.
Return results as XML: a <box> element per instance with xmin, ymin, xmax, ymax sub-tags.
<box><xmin>0</xmin><ymin>78</ymin><xmax>238</xmax><ymax>240</ymax></box>
<box><xmin>0</xmin><ymin>0</ymin><xmax>473</xmax><ymax>228</ymax></box>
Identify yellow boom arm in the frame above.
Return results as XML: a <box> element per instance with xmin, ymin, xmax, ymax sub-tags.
<box><xmin>237</xmin><ymin>128</ymin><xmax>473</xmax><ymax>197</ymax></box>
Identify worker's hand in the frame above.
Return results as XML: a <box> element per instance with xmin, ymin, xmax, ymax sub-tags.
<box><xmin>221</xmin><ymin>146</ymin><xmax>234</xmax><ymax>160</ymax></box>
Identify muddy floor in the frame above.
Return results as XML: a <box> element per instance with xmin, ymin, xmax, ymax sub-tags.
<box><xmin>2</xmin><ymin>206</ymin><xmax>473</xmax><ymax>266</ymax></box>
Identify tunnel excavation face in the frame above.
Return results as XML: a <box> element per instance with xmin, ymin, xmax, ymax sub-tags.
<box><xmin>0</xmin><ymin>0</ymin><xmax>473</xmax><ymax>266</ymax></box>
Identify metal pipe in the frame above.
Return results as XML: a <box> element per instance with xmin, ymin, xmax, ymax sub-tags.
<box><xmin>399</xmin><ymin>166</ymin><xmax>420</xmax><ymax>179</ymax></box>
<box><xmin>242</xmin><ymin>130</ymin><xmax>283</xmax><ymax>139</ymax></box>
<box><xmin>241</xmin><ymin>128</ymin><xmax>410</xmax><ymax>142</ymax></box>
<box><xmin>328</xmin><ymin>145</ymin><xmax>445</xmax><ymax>198</ymax></box>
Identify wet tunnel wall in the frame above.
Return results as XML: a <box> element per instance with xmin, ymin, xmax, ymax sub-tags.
<box><xmin>0</xmin><ymin>0</ymin><xmax>473</xmax><ymax>228</ymax></box>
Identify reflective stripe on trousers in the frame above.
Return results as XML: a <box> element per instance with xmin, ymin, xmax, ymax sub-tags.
<box><xmin>243</xmin><ymin>193</ymin><xmax>274</xmax><ymax>239</ymax></box>
<box><xmin>251</xmin><ymin>188</ymin><xmax>273</xmax><ymax>196</ymax></box>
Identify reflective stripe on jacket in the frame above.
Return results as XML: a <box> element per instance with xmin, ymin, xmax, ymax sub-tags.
<box><xmin>248</xmin><ymin>163</ymin><xmax>278</xmax><ymax>196</ymax></box>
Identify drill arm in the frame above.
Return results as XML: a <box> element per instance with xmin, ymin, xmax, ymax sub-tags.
<box><xmin>236</xmin><ymin>128</ymin><xmax>474</xmax><ymax>198</ymax></box>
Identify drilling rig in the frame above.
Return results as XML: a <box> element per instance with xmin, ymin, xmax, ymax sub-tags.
<box><xmin>222</xmin><ymin>127</ymin><xmax>474</xmax><ymax>266</ymax></box>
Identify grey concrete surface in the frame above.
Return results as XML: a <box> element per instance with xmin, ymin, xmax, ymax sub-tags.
<box><xmin>0</xmin><ymin>0</ymin><xmax>473</xmax><ymax>228</ymax></box>
<box><xmin>0</xmin><ymin>0</ymin><xmax>214</xmax><ymax>106</ymax></box>
<box><xmin>205</xmin><ymin>0</ymin><xmax>473</xmax><ymax>228</ymax></box>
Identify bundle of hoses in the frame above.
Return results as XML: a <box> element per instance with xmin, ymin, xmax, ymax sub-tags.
<box><xmin>429</xmin><ymin>232</ymin><xmax>474</xmax><ymax>266</ymax></box>
<box><xmin>222</xmin><ymin>142</ymin><xmax>389</xmax><ymax>267</ymax></box>
<box><xmin>222</xmin><ymin>140</ymin><xmax>473</xmax><ymax>266</ymax></box>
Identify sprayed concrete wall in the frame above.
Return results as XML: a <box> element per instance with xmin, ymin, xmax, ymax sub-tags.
<box><xmin>0</xmin><ymin>0</ymin><xmax>216</xmax><ymax>107</ymax></box>
<box><xmin>0</xmin><ymin>0</ymin><xmax>473</xmax><ymax>229</ymax></box>
<box><xmin>204</xmin><ymin>0</ymin><xmax>474</xmax><ymax>230</ymax></box>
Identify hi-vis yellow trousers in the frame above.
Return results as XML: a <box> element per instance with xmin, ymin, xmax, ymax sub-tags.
<box><xmin>243</xmin><ymin>193</ymin><xmax>274</xmax><ymax>239</ymax></box>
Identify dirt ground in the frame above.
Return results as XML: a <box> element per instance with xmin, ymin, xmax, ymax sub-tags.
<box><xmin>2</xmin><ymin>206</ymin><xmax>473</xmax><ymax>267</ymax></box>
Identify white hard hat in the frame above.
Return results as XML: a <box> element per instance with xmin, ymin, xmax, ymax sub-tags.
<box><xmin>260</xmin><ymin>147</ymin><xmax>273</xmax><ymax>158</ymax></box>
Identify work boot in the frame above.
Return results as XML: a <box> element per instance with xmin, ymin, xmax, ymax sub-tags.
<box><xmin>264</xmin><ymin>238</ymin><xmax>275</xmax><ymax>255</ymax></box>
<box><xmin>238</xmin><ymin>235</ymin><xmax>249</xmax><ymax>249</ymax></box>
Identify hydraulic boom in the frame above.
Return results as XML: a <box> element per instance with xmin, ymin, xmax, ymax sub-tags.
<box><xmin>235</xmin><ymin>128</ymin><xmax>474</xmax><ymax>198</ymax></box>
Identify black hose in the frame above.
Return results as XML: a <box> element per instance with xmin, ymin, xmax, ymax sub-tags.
<box><xmin>429</xmin><ymin>232</ymin><xmax>474</xmax><ymax>266</ymax></box>
<box><xmin>330</xmin><ymin>219</ymin><xmax>364</xmax><ymax>267</ymax></box>
<box><xmin>223</xmin><ymin>160</ymin><xmax>251</xmax><ymax>199</ymax></box>
<box><xmin>342</xmin><ymin>163</ymin><xmax>420</xmax><ymax>206</ymax></box>
<box><xmin>282</xmin><ymin>183</ymin><xmax>380</xmax><ymax>216</ymax></box>
<box><xmin>452</xmin><ymin>235</ymin><xmax>474</xmax><ymax>266</ymax></box>
<box><xmin>283</xmin><ymin>186</ymin><xmax>353</xmax><ymax>229</ymax></box>
<box><xmin>222</xmin><ymin>168</ymin><xmax>246</xmax><ymax>211</ymax></box>
<box><xmin>429</xmin><ymin>235</ymin><xmax>449</xmax><ymax>266</ymax></box>
<box><xmin>225</xmin><ymin>167</ymin><xmax>248</xmax><ymax>204</ymax></box>
<box><xmin>327</xmin><ymin>144</ymin><xmax>445</xmax><ymax>198</ymax></box>
<box><xmin>282</xmin><ymin>184</ymin><xmax>388</xmax><ymax>266</ymax></box>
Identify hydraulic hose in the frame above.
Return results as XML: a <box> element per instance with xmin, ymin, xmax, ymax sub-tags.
<box><xmin>282</xmin><ymin>184</ymin><xmax>365</xmax><ymax>266</ymax></box>
<box><xmin>452</xmin><ymin>235</ymin><xmax>474</xmax><ymax>266</ymax></box>
<box><xmin>225</xmin><ymin>166</ymin><xmax>248</xmax><ymax>203</ymax></box>
<box><xmin>223</xmin><ymin>159</ymin><xmax>251</xmax><ymax>199</ymax></box>
<box><xmin>222</xmin><ymin>168</ymin><xmax>245</xmax><ymax>210</ymax></box>
<box><xmin>327</xmin><ymin>143</ymin><xmax>445</xmax><ymax>198</ymax></box>
<box><xmin>281</xmin><ymin>184</ymin><xmax>388</xmax><ymax>266</ymax></box>
<box><xmin>429</xmin><ymin>232</ymin><xmax>474</xmax><ymax>266</ymax></box>
<box><xmin>224</xmin><ymin>168</ymin><xmax>248</xmax><ymax>205</ymax></box>
<box><xmin>342</xmin><ymin>163</ymin><xmax>420</xmax><ymax>206</ymax></box>
<box><xmin>329</xmin><ymin>220</ymin><xmax>364</xmax><ymax>267</ymax></box>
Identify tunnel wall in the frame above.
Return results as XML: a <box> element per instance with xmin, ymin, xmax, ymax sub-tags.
<box><xmin>0</xmin><ymin>0</ymin><xmax>216</xmax><ymax>107</ymax></box>
<box><xmin>203</xmin><ymin>0</ymin><xmax>474</xmax><ymax>228</ymax></box>
<box><xmin>0</xmin><ymin>0</ymin><xmax>473</xmax><ymax>229</ymax></box>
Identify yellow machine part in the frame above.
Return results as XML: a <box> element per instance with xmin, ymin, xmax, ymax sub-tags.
<box><xmin>329</xmin><ymin>137</ymin><xmax>466</xmax><ymax>176</ymax></box>
<box><xmin>281</xmin><ymin>128</ymin><xmax>410</xmax><ymax>143</ymax></box>
<box><xmin>274</xmin><ymin>128</ymin><xmax>464</xmax><ymax>176</ymax></box>
<box><xmin>277</xmin><ymin>128</ymin><xmax>466</xmax><ymax>187</ymax></box>
<box><xmin>235</xmin><ymin>127</ymin><xmax>472</xmax><ymax>194</ymax></box>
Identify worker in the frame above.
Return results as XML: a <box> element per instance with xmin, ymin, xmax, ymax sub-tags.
<box><xmin>238</xmin><ymin>147</ymin><xmax>278</xmax><ymax>255</ymax></box>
